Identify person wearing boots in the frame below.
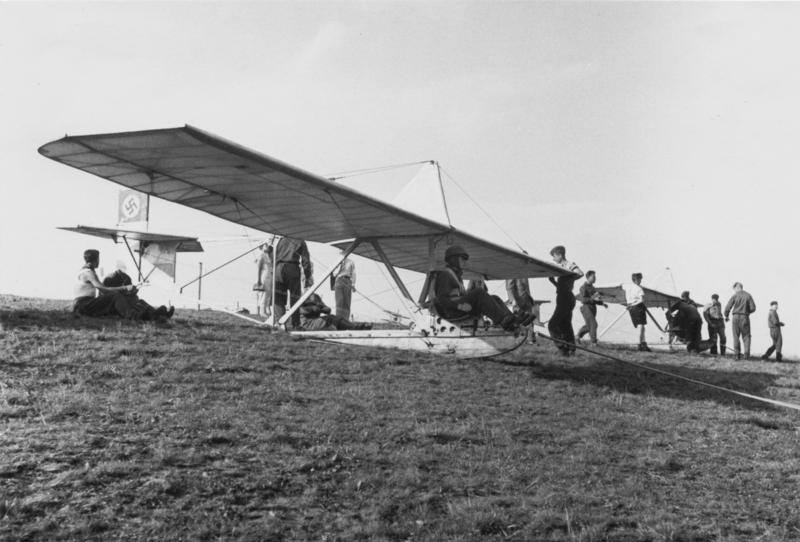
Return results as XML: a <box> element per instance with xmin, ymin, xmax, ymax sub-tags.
<box><xmin>724</xmin><ymin>282</ymin><xmax>756</xmax><ymax>360</ymax></box>
<box><xmin>433</xmin><ymin>245</ymin><xmax>527</xmax><ymax>331</ymax></box>
<box><xmin>272</xmin><ymin>236</ymin><xmax>313</xmax><ymax>329</ymax></box>
<box><xmin>703</xmin><ymin>293</ymin><xmax>727</xmax><ymax>355</ymax></box>
<box><xmin>623</xmin><ymin>272</ymin><xmax>651</xmax><ymax>352</ymax></box>
<box><xmin>761</xmin><ymin>301</ymin><xmax>785</xmax><ymax>361</ymax></box>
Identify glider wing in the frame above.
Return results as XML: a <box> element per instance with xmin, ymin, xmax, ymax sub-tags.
<box><xmin>595</xmin><ymin>284</ymin><xmax>680</xmax><ymax>309</ymax></box>
<box><xmin>40</xmin><ymin>126</ymin><xmax>568</xmax><ymax>279</ymax></box>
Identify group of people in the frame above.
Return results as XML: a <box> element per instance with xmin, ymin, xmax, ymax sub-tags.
<box><xmin>253</xmin><ymin>238</ymin><xmax>362</xmax><ymax>330</ymax></box>
<box><xmin>75</xmin><ymin>239</ymin><xmax>787</xmax><ymax>361</ymax></box>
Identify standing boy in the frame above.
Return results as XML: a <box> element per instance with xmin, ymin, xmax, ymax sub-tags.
<box><xmin>761</xmin><ymin>301</ymin><xmax>785</xmax><ymax>361</ymax></box>
<box><xmin>577</xmin><ymin>270</ymin><xmax>606</xmax><ymax>345</ymax></box>
<box><xmin>703</xmin><ymin>293</ymin><xmax>727</xmax><ymax>355</ymax></box>
<box><xmin>623</xmin><ymin>272</ymin><xmax>651</xmax><ymax>352</ymax></box>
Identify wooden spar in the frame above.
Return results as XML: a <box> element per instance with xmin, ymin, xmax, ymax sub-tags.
<box><xmin>278</xmin><ymin>238</ymin><xmax>363</xmax><ymax>326</ymax></box>
<box><xmin>369</xmin><ymin>239</ymin><xmax>414</xmax><ymax>303</ymax></box>
<box><xmin>121</xmin><ymin>236</ymin><xmax>145</xmax><ymax>282</ymax></box>
<box><xmin>416</xmin><ymin>236</ymin><xmax>437</xmax><ymax>306</ymax></box>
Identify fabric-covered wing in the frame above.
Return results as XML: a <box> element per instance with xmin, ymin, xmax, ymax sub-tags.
<box><xmin>41</xmin><ymin>125</ymin><xmax>569</xmax><ymax>279</ymax></box>
<box><xmin>335</xmin><ymin>231</ymin><xmax>569</xmax><ymax>280</ymax></box>
<box><xmin>58</xmin><ymin>225</ymin><xmax>203</xmax><ymax>252</ymax></box>
<box><xmin>40</xmin><ymin>126</ymin><xmax>446</xmax><ymax>243</ymax></box>
<box><xmin>595</xmin><ymin>284</ymin><xmax>680</xmax><ymax>309</ymax></box>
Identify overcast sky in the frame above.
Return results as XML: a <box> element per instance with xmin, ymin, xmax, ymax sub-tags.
<box><xmin>1</xmin><ymin>2</ymin><xmax>798</xmax><ymax>353</ymax></box>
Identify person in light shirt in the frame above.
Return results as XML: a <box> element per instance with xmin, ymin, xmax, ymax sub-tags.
<box><xmin>333</xmin><ymin>250</ymin><xmax>356</xmax><ymax>320</ymax></box>
<box><xmin>623</xmin><ymin>272</ymin><xmax>651</xmax><ymax>352</ymax></box>
<box><xmin>72</xmin><ymin>249</ymin><xmax>143</xmax><ymax>320</ymax></box>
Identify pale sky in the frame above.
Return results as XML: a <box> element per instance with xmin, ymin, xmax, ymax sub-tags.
<box><xmin>1</xmin><ymin>2</ymin><xmax>798</xmax><ymax>354</ymax></box>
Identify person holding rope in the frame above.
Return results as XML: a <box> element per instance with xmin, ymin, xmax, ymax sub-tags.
<box><xmin>761</xmin><ymin>301</ymin><xmax>785</xmax><ymax>362</ymax></box>
<box><xmin>273</xmin><ymin>236</ymin><xmax>313</xmax><ymax>329</ymax></box>
<box><xmin>547</xmin><ymin>245</ymin><xmax>583</xmax><ymax>355</ymax></box>
<box><xmin>577</xmin><ymin>270</ymin><xmax>607</xmax><ymax>345</ymax></box>
<box><xmin>623</xmin><ymin>272</ymin><xmax>652</xmax><ymax>352</ymax></box>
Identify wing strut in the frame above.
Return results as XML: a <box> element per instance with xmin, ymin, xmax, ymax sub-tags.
<box><xmin>278</xmin><ymin>239</ymin><xmax>363</xmax><ymax>327</ymax></box>
<box><xmin>369</xmin><ymin>239</ymin><xmax>415</xmax><ymax>303</ymax></box>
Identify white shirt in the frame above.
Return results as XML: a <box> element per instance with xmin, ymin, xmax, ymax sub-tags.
<box><xmin>335</xmin><ymin>258</ymin><xmax>356</xmax><ymax>287</ymax></box>
<box><xmin>623</xmin><ymin>282</ymin><xmax>644</xmax><ymax>306</ymax></box>
<box><xmin>559</xmin><ymin>259</ymin><xmax>583</xmax><ymax>277</ymax></box>
<box><xmin>74</xmin><ymin>267</ymin><xmax>100</xmax><ymax>298</ymax></box>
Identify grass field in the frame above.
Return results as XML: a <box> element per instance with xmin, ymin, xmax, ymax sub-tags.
<box><xmin>1</xmin><ymin>294</ymin><xmax>799</xmax><ymax>542</ymax></box>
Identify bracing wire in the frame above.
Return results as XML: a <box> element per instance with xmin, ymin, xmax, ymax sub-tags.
<box><xmin>326</xmin><ymin>160</ymin><xmax>431</xmax><ymax>181</ymax></box>
<box><xmin>438</xmin><ymin>165</ymin><xmax>529</xmax><ymax>254</ymax></box>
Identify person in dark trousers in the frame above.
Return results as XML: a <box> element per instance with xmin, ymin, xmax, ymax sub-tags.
<box><xmin>669</xmin><ymin>291</ymin><xmax>704</xmax><ymax>353</ymax></box>
<box><xmin>433</xmin><ymin>245</ymin><xmax>527</xmax><ymax>331</ymax></box>
<box><xmin>273</xmin><ymin>236</ymin><xmax>314</xmax><ymax>329</ymax></box>
<box><xmin>761</xmin><ymin>301</ymin><xmax>785</xmax><ymax>361</ymax></box>
<box><xmin>576</xmin><ymin>270</ymin><xmax>606</xmax><ymax>345</ymax></box>
<box><xmin>299</xmin><ymin>293</ymin><xmax>371</xmax><ymax>331</ymax></box>
<box><xmin>72</xmin><ymin>249</ymin><xmax>145</xmax><ymax>320</ymax></box>
<box><xmin>724</xmin><ymin>282</ymin><xmax>756</xmax><ymax>360</ymax></box>
<box><xmin>703</xmin><ymin>293</ymin><xmax>727</xmax><ymax>355</ymax></box>
<box><xmin>623</xmin><ymin>272</ymin><xmax>651</xmax><ymax>352</ymax></box>
<box><xmin>547</xmin><ymin>246</ymin><xmax>583</xmax><ymax>355</ymax></box>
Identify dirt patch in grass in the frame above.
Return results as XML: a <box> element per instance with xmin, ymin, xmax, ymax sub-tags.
<box><xmin>2</xmin><ymin>294</ymin><xmax>800</xmax><ymax>541</ymax></box>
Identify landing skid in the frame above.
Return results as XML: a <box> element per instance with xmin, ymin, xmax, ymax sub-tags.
<box><xmin>291</xmin><ymin>316</ymin><xmax>528</xmax><ymax>359</ymax></box>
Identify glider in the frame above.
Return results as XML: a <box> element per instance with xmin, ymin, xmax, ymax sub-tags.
<box><xmin>39</xmin><ymin>125</ymin><xmax>573</xmax><ymax>358</ymax></box>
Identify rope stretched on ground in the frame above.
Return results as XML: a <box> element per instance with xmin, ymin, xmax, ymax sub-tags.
<box><xmin>535</xmin><ymin>332</ymin><xmax>800</xmax><ymax>412</ymax></box>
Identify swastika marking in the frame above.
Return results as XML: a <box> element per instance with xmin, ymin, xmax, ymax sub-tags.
<box><xmin>122</xmin><ymin>195</ymin><xmax>140</xmax><ymax>218</ymax></box>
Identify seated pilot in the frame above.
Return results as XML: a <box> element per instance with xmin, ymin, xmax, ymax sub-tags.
<box><xmin>432</xmin><ymin>245</ymin><xmax>531</xmax><ymax>331</ymax></box>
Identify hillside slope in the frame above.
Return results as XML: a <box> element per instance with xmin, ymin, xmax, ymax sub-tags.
<box><xmin>1</xmin><ymin>295</ymin><xmax>799</xmax><ymax>541</ymax></box>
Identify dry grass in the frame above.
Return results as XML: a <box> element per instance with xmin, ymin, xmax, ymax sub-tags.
<box><xmin>1</xmin><ymin>294</ymin><xmax>799</xmax><ymax>541</ymax></box>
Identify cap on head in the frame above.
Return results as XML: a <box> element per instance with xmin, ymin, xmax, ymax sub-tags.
<box><xmin>444</xmin><ymin>245</ymin><xmax>469</xmax><ymax>261</ymax></box>
<box><xmin>733</xmin><ymin>282</ymin><xmax>743</xmax><ymax>289</ymax></box>
<box><xmin>771</xmin><ymin>300</ymin><xmax>778</xmax><ymax>306</ymax></box>
<box><xmin>550</xmin><ymin>245</ymin><xmax>565</xmax><ymax>257</ymax></box>
<box><xmin>586</xmin><ymin>270</ymin><xmax>596</xmax><ymax>279</ymax></box>
<box><xmin>83</xmin><ymin>249</ymin><xmax>99</xmax><ymax>263</ymax></box>
<box><xmin>711</xmin><ymin>294</ymin><xmax>719</xmax><ymax>300</ymax></box>
<box><xmin>681</xmin><ymin>291</ymin><xmax>690</xmax><ymax>300</ymax></box>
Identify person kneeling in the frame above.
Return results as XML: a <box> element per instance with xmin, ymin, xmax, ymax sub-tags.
<box><xmin>299</xmin><ymin>293</ymin><xmax>371</xmax><ymax>331</ymax></box>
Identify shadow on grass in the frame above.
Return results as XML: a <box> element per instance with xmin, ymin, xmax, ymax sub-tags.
<box><xmin>522</xmin><ymin>357</ymin><xmax>785</xmax><ymax>411</ymax></box>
